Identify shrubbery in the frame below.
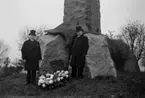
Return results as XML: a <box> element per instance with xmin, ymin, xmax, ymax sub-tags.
<box><xmin>0</xmin><ymin>65</ymin><xmax>23</xmax><ymax>78</ymax></box>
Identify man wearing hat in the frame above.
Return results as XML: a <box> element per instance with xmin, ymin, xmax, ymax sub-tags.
<box><xmin>70</xmin><ymin>26</ymin><xmax>89</xmax><ymax>79</ymax></box>
<box><xmin>21</xmin><ymin>30</ymin><xmax>42</xmax><ymax>85</ymax></box>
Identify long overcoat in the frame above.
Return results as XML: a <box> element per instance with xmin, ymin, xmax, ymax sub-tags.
<box><xmin>70</xmin><ymin>34</ymin><xmax>89</xmax><ymax>67</ymax></box>
<box><xmin>21</xmin><ymin>39</ymin><xmax>42</xmax><ymax>70</ymax></box>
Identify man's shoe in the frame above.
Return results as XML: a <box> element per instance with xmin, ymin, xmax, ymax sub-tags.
<box><xmin>71</xmin><ymin>75</ymin><xmax>77</xmax><ymax>78</ymax></box>
<box><xmin>78</xmin><ymin>75</ymin><xmax>83</xmax><ymax>79</ymax></box>
<box><xmin>32</xmin><ymin>81</ymin><xmax>37</xmax><ymax>85</ymax></box>
<box><xmin>24</xmin><ymin>82</ymin><xmax>30</xmax><ymax>85</ymax></box>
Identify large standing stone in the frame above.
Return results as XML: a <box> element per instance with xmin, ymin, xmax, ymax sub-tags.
<box><xmin>39</xmin><ymin>35</ymin><xmax>57</xmax><ymax>59</ymax></box>
<box><xmin>107</xmin><ymin>38</ymin><xmax>140</xmax><ymax>72</ymax></box>
<box><xmin>138</xmin><ymin>57</ymin><xmax>145</xmax><ymax>72</ymax></box>
<box><xmin>123</xmin><ymin>52</ymin><xmax>140</xmax><ymax>72</ymax></box>
<box><xmin>84</xmin><ymin>34</ymin><xmax>117</xmax><ymax>79</ymax></box>
<box><xmin>45</xmin><ymin>23</ymin><xmax>77</xmax><ymax>46</ymax></box>
<box><xmin>42</xmin><ymin>32</ymin><xmax>117</xmax><ymax>78</ymax></box>
<box><xmin>39</xmin><ymin>35</ymin><xmax>69</xmax><ymax>74</ymax></box>
<box><xmin>64</xmin><ymin>0</ymin><xmax>101</xmax><ymax>34</ymax></box>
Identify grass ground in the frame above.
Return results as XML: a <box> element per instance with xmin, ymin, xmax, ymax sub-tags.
<box><xmin>0</xmin><ymin>71</ymin><xmax>145</xmax><ymax>98</ymax></box>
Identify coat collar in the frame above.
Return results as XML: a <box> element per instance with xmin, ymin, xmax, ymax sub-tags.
<box><xmin>77</xmin><ymin>34</ymin><xmax>84</xmax><ymax>38</ymax></box>
<box><xmin>28</xmin><ymin>39</ymin><xmax>36</xmax><ymax>43</ymax></box>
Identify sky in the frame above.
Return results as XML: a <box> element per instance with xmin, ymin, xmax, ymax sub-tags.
<box><xmin>0</xmin><ymin>0</ymin><xmax>145</xmax><ymax>61</ymax></box>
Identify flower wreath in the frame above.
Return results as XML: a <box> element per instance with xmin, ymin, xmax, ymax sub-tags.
<box><xmin>38</xmin><ymin>70</ymin><xmax>69</xmax><ymax>89</ymax></box>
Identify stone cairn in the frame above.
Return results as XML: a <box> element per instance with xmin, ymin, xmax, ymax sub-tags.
<box><xmin>40</xmin><ymin>0</ymin><xmax>117</xmax><ymax>78</ymax></box>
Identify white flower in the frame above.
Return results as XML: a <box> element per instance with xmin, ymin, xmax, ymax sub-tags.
<box><xmin>61</xmin><ymin>73</ymin><xmax>66</xmax><ymax>77</ymax></box>
<box><xmin>46</xmin><ymin>73</ymin><xmax>51</xmax><ymax>76</ymax></box>
<box><xmin>49</xmin><ymin>80</ymin><xmax>53</xmax><ymax>84</ymax></box>
<box><xmin>60</xmin><ymin>77</ymin><xmax>63</xmax><ymax>80</ymax></box>
<box><xmin>65</xmin><ymin>75</ymin><xmax>69</xmax><ymax>78</ymax></box>
<box><xmin>61</xmin><ymin>70</ymin><xmax>64</xmax><ymax>73</ymax></box>
<box><xmin>42</xmin><ymin>84</ymin><xmax>46</xmax><ymax>88</ymax></box>
<box><xmin>65</xmin><ymin>71</ymin><xmax>69</xmax><ymax>75</ymax></box>
<box><xmin>39</xmin><ymin>75</ymin><xmax>45</xmax><ymax>79</ymax></box>
<box><xmin>61</xmin><ymin>71</ymin><xmax>68</xmax><ymax>77</ymax></box>
<box><xmin>58</xmin><ymin>72</ymin><xmax>62</xmax><ymax>77</ymax></box>
<box><xmin>59</xmin><ymin>71</ymin><xmax>65</xmax><ymax>76</ymax></box>
<box><xmin>57</xmin><ymin>78</ymin><xmax>61</xmax><ymax>81</ymax></box>
<box><xmin>38</xmin><ymin>79</ymin><xmax>45</xmax><ymax>84</ymax></box>
<box><xmin>46</xmin><ymin>74</ymin><xmax>54</xmax><ymax>79</ymax></box>
<box><xmin>56</xmin><ymin>70</ymin><xmax>60</xmax><ymax>73</ymax></box>
<box><xmin>38</xmin><ymin>82</ymin><xmax>41</xmax><ymax>86</ymax></box>
<box><xmin>53</xmin><ymin>72</ymin><xmax>56</xmax><ymax>75</ymax></box>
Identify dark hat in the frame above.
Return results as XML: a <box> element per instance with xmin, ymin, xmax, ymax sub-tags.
<box><xmin>76</xmin><ymin>26</ymin><xmax>83</xmax><ymax>32</ymax></box>
<box><xmin>29</xmin><ymin>30</ymin><xmax>36</xmax><ymax>36</ymax></box>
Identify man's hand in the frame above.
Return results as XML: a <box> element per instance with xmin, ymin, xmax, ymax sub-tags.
<box><xmin>23</xmin><ymin>60</ymin><xmax>26</xmax><ymax>63</ymax></box>
<box><xmin>39</xmin><ymin>60</ymin><xmax>42</xmax><ymax>67</ymax></box>
<box><xmin>39</xmin><ymin>60</ymin><xmax>42</xmax><ymax>64</ymax></box>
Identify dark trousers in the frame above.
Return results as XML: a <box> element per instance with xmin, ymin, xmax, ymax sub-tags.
<box><xmin>70</xmin><ymin>55</ymin><xmax>86</xmax><ymax>78</ymax></box>
<box><xmin>26</xmin><ymin>70</ymin><xmax>36</xmax><ymax>83</ymax></box>
<box><xmin>71</xmin><ymin>66</ymin><xmax>84</xmax><ymax>78</ymax></box>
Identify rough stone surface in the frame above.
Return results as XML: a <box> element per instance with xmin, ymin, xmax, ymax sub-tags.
<box><xmin>138</xmin><ymin>57</ymin><xmax>145</xmax><ymax>72</ymax></box>
<box><xmin>107</xmin><ymin>38</ymin><xmax>140</xmax><ymax>72</ymax></box>
<box><xmin>39</xmin><ymin>35</ymin><xmax>69</xmax><ymax>74</ymax></box>
<box><xmin>42</xmin><ymin>32</ymin><xmax>117</xmax><ymax>78</ymax></box>
<box><xmin>39</xmin><ymin>35</ymin><xmax>57</xmax><ymax>59</ymax></box>
<box><xmin>123</xmin><ymin>52</ymin><xmax>140</xmax><ymax>72</ymax></box>
<box><xmin>45</xmin><ymin>23</ymin><xmax>77</xmax><ymax>46</ymax></box>
<box><xmin>84</xmin><ymin>34</ymin><xmax>117</xmax><ymax>79</ymax></box>
<box><xmin>63</xmin><ymin>0</ymin><xmax>101</xmax><ymax>34</ymax></box>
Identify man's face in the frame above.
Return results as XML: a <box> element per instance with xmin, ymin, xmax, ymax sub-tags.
<box><xmin>77</xmin><ymin>31</ymin><xmax>83</xmax><ymax>36</ymax></box>
<box><xmin>29</xmin><ymin>35</ymin><xmax>35</xmax><ymax>40</ymax></box>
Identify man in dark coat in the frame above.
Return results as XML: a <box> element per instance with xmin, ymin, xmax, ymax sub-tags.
<box><xmin>21</xmin><ymin>30</ymin><xmax>42</xmax><ymax>85</ymax></box>
<box><xmin>70</xmin><ymin>26</ymin><xmax>89</xmax><ymax>78</ymax></box>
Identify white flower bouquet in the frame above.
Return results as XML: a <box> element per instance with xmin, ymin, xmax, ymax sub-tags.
<box><xmin>37</xmin><ymin>70</ymin><xmax>69</xmax><ymax>89</ymax></box>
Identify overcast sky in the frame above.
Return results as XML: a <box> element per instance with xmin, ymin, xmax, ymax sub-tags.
<box><xmin>0</xmin><ymin>0</ymin><xmax>145</xmax><ymax>60</ymax></box>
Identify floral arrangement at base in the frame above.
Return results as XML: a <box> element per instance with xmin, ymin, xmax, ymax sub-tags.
<box><xmin>37</xmin><ymin>70</ymin><xmax>70</xmax><ymax>89</ymax></box>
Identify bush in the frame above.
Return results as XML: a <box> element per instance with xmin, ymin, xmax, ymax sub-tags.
<box><xmin>0</xmin><ymin>66</ymin><xmax>23</xmax><ymax>78</ymax></box>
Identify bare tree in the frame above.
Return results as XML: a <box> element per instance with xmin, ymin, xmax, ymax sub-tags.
<box><xmin>121</xmin><ymin>20</ymin><xmax>145</xmax><ymax>61</ymax></box>
<box><xmin>106</xmin><ymin>30</ymin><xmax>123</xmax><ymax>39</ymax></box>
<box><xmin>106</xmin><ymin>30</ymin><xmax>116</xmax><ymax>39</ymax></box>
<box><xmin>0</xmin><ymin>40</ymin><xmax>9</xmax><ymax>64</ymax></box>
